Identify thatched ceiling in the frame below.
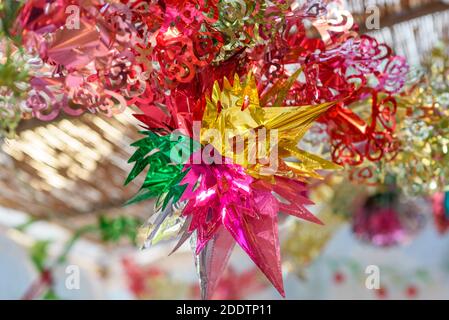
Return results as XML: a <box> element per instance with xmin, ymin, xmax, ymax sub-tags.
<box><xmin>0</xmin><ymin>110</ymin><xmax>150</xmax><ymax>230</ymax></box>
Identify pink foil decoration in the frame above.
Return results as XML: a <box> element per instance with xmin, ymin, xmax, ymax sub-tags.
<box><xmin>17</xmin><ymin>0</ymin><xmax>134</xmax><ymax>120</ymax></box>
<box><xmin>179</xmin><ymin>153</ymin><xmax>322</xmax><ymax>297</ymax></box>
<box><xmin>352</xmin><ymin>191</ymin><xmax>427</xmax><ymax>247</ymax></box>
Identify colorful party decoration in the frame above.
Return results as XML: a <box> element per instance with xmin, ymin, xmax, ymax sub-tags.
<box><xmin>1</xmin><ymin>0</ymin><xmax>422</xmax><ymax>299</ymax></box>
<box><xmin>118</xmin><ymin>0</ymin><xmax>411</xmax><ymax>297</ymax></box>
<box><xmin>383</xmin><ymin>44</ymin><xmax>449</xmax><ymax>195</ymax></box>
<box><xmin>352</xmin><ymin>187</ymin><xmax>428</xmax><ymax>247</ymax></box>
<box><xmin>127</xmin><ymin>71</ymin><xmax>340</xmax><ymax>298</ymax></box>
<box><xmin>341</xmin><ymin>43</ymin><xmax>449</xmax><ymax>192</ymax></box>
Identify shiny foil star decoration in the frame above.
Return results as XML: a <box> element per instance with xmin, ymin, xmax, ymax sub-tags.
<box><xmin>126</xmin><ymin>71</ymin><xmax>341</xmax><ymax>298</ymax></box>
<box><xmin>200</xmin><ymin>72</ymin><xmax>340</xmax><ymax>180</ymax></box>
<box><xmin>0</xmin><ymin>0</ymin><xmax>410</xmax><ymax>300</ymax></box>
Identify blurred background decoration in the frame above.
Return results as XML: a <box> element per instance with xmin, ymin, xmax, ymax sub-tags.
<box><xmin>2</xmin><ymin>0</ymin><xmax>449</xmax><ymax>300</ymax></box>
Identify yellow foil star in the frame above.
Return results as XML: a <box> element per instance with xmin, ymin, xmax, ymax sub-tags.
<box><xmin>200</xmin><ymin>72</ymin><xmax>341</xmax><ymax>181</ymax></box>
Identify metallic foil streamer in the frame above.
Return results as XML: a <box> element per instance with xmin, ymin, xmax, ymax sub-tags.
<box><xmin>381</xmin><ymin>44</ymin><xmax>449</xmax><ymax>195</ymax></box>
<box><xmin>192</xmin><ymin>226</ymin><xmax>235</xmax><ymax>300</ymax></box>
